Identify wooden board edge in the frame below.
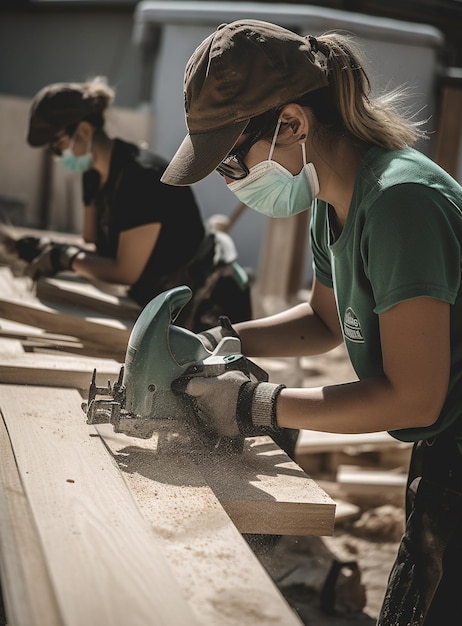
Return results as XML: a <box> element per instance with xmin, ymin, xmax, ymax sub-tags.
<box><xmin>0</xmin><ymin>414</ymin><xmax>63</xmax><ymax>626</ymax></box>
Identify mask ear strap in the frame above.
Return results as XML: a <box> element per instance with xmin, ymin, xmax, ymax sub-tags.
<box><xmin>301</xmin><ymin>142</ymin><xmax>307</xmax><ymax>167</ymax></box>
<box><xmin>268</xmin><ymin>118</ymin><xmax>282</xmax><ymax>161</ymax></box>
<box><xmin>68</xmin><ymin>132</ymin><xmax>76</xmax><ymax>154</ymax></box>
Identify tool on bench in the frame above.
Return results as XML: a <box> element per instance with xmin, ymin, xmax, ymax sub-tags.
<box><xmin>82</xmin><ymin>285</ymin><xmax>268</xmax><ymax>451</ymax></box>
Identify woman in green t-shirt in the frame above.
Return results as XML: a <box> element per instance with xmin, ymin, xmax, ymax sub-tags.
<box><xmin>165</xmin><ymin>19</ymin><xmax>462</xmax><ymax>625</ymax></box>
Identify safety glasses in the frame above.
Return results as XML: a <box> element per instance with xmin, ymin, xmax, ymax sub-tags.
<box><xmin>216</xmin><ymin>127</ymin><xmax>266</xmax><ymax>180</ymax></box>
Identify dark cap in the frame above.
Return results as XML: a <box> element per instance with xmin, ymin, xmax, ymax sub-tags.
<box><xmin>27</xmin><ymin>80</ymin><xmax>110</xmax><ymax>147</ymax></box>
<box><xmin>161</xmin><ymin>20</ymin><xmax>328</xmax><ymax>186</ymax></box>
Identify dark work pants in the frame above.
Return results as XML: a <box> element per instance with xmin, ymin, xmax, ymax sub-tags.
<box><xmin>377</xmin><ymin>434</ymin><xmax>462</xmax><ymax>625</ymax></box>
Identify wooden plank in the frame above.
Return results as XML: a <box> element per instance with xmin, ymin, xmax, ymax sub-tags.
<box><xmin>0</xmin><ymin>316</ymin><xmax>83</xmax><ymax>354</ymax></box>
<box><xmin>96</xmin><ymin>419</ymin><xmax>335</xmax><ymax>538</ymax></box>
<box><xmin>0</xmin><ymin>352</ymin><xmax>120</xmax><ymax>388</ymax></box>
<box><xmin>0</xmin><ymin>317</ymin><xmax>82</xmax><ymax>345</ymax></box>
<box><xmin>336</xmin><ymin>465</ymin><xmax>407</xmax><ymax>508</ymax></box>
<box><xmin>0</xmin><ymin>341</ymin><xmax>335</xmax><ymax>536</ymax></box>
<box><xmin>0</xmin><ymin>338</ymin><xmax>24</xmax><ymax>356</ymax></box>
<box><xmin>194</xmin><ymin>436</ymin><xmax>335</xmax><ymax>536</ymax></box>
<box><xmin>296</xmin><ymin>429</ymin><xmax>412</xmax><ymax>455</ymax></box>
<box><xmin>0</xmin><ymin>415</ymin><xmax>63</xmax><ymax>626</ymax></box>
<box><xmin>0</xmin><ymin>296</ymin><xmax>130</xmax><ymax>359</ymax></box>
<box><xmin>338</xmin><ymin>465</ymin><xmax>407</xmax><ymax>489</ymax></box>
<box><xmin>0</xmin><ymin>318</ymin><xmax>90</xmax><ymax>356</ymax></box>
<box><xmin>0</xmin><ymin>385</ymin><xmax>199</xmax><ymax>626</ymax></box>
<box><xmin>295</xmin><ymin>430</ymin><xmax>412</xmax><ymax>480</ymax></box>
<box><xmin>0</xmin><ymin>266</ymin><xmax>30</xmax><ymax>300</ymax></box>
<box><xmin>36</xmin><ymin>275</ymin><xmax>141</xmax><ymax>322</ymax></box>
<box><xmin>0</xmin><ymin>328</ymin><xmax>80</xmax><ymax>347</ymax></box>
<box><xmin>97</xmin><ymin>425</ymin><xmax>305</xmax><ymax>626</ymax></box>
<box><xmin>0</xmin><ymin>266</ymin><xmax>132</xmax><ymax>358</ymax></box>
<box><xmin>0</xmin><ymin>325</ymin><xmax>124</xmax><ymax>360</ymax></box>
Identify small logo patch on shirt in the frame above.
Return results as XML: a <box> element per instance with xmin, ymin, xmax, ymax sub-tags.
<box><xmin>344</xmin><ymin>307</ymin><xmax>364</xmax><ymax>343</ymax></box>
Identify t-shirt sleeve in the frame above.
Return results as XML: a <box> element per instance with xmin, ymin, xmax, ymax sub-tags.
<box><xmin>82</xmin><ymin>169</ymin><xmax>101</xmax><ymax>205</ymax></box>
<box><xmin>114</xmin><ymin>166</ymin><xmax>169</xmax><ymax>231</ymax></box>
<box><xmin>362</xmin><ymin>184</ymin><xmax>461</xmax><ymax>313</ymax></box>
<box><xmin>310</xmin><ymin>199</ymin><xmax>334</xmax><ymax>288</ymax></box>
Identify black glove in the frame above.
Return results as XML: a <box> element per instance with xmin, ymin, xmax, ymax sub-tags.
<box><xmin>172</xmin><ymin>370</ymin><xmax>285</xmax><ymax>438</ymax></box>
<box><xmin>24</xmin><ymin>243</ymin><xmax>82</xmax><ymax>281</ymax></box>
<box><xmin>14</xmin><ymin>236</ymin><xmax>52</xmax><ymax>262</ymax></box>
<box><xmin>197</xmin><ymin>316</ymin><xmax>240</xmax><ymax>351</ymax></box>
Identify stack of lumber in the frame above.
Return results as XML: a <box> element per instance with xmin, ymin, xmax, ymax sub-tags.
<box><xmin>0</xmin><ymin>263</ymin><xmax>336</xmax><ymax>625</ymax></box>
<box><xmin>295</xmin><ymin>429</ymin><xmax>412</xmax><ymax>510</ymax></box>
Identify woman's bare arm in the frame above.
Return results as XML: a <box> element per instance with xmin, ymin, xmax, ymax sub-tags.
<box><xmin>235</xmin><ymin>279</ymin><xmax>343</xmax><ymax>357</ymax></box>
<box><xmin>72</xmin><ymin>222</ymin><xmax>161</xmax><ymax>285</ymax></box>
<box><xmin>277</xmin><ymin>296</ymin><xmax>450</xmax><ymax>433</ymax></box>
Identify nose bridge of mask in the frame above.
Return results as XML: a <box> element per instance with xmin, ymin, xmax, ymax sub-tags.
<box><xmin>228</xmin><ymin>160</ymin><xmax>291</xmax><ymax>192</ymax></box>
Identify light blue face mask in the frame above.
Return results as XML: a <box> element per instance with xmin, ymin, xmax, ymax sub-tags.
<box><xmin>55</xmin><ymin>134</ymin><xmax>93</xmax><ymax>173</ymax></box>
<box><xmin>227</xmin><ymin>120</ymin><xmax>319</xmax><ymax>218</ymax></box>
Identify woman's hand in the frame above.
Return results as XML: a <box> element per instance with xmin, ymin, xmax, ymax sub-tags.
<box><xmin>173</xmin><ymin>370</ymin><xmax>248</xmax><ymax>438</ymax></box>
<box><xmin>172</xmin><ymin>370</ymin><xmax>285</xmax><ymax>438</ymax></box>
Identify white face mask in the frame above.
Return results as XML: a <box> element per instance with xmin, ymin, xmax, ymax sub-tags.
<box><xmin>55</xmin><ymin>133</ymin><xmax>93</xmax><ymax>174</ymax></box>
<box><xmin>227</xmin><ymin>120</ymin><xmax>319</xmax><ymax>218</ymax></box>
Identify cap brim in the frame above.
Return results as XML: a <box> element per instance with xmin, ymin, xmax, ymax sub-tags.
<box><xmin>161</xmin><ymin>120</ymin><xmax>248</xmax><ymax>186</ymax></box>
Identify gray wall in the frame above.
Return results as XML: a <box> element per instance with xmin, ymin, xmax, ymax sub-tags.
<box><xmin>0</xmin><ymin>6</ymin><xmax>148</xmax><ymax>107</ymax></box>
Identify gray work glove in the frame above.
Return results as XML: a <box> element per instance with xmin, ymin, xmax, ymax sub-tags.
<box><xmin>197</xmin><ymin>315</ymin><xmax>240</xmax><ymax>351</ymax></box>
<box><xmin>172</xmin><ymin>370</ymin><xmax>285</xmax><ymax>438</ymax></box>
<box><xmin>24</xmin><ymin>243</ymin><xmax>82</xmax><ymax>281</ymax></box>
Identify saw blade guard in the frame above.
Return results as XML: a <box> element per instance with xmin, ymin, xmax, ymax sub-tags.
<box><xmin>122</xmin><ymin>285</ymin><xmax>210</xmax><ymax>420</ymax></box>
<box><xmin>84</xmin><ymin>285</ymin><xmax>269</xmax><ymax>444</ymax></box>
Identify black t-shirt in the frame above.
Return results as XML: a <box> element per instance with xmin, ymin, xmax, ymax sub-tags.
<box><xmin>83</xmin><ymin>139</ymin><xmax>206</xmax><ymax>306</ymax></box>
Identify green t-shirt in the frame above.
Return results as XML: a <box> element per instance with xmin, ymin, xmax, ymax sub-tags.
<box><xmin>310</xmin><ymin>146</ymin><xmax>462</xmax><ymax>442</ymax></box>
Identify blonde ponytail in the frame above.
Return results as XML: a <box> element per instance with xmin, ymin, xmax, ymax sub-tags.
<box><xmin>315</xmin><ymin>32</ymin><xmax>427</xmax><ymax>149</ymax></box>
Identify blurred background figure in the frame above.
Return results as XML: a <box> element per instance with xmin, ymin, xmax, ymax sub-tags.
<box><xmin>1</xmin><ymin>77</ymin><xmax>252</xmax><ymax>332</ymax></box>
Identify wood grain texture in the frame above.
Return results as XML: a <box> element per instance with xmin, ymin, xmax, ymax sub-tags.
<box><xmin>296</xmin><ymin>429</ymin><xmax>413</xmax><ymax>455</ymax></box>
<box><xmin>97</xmin><ymin>424</ymin><xmax>305</xmax><ymax>626</ymax></box>
<box><xmin>0</xmin><ymin>296</ymin><xmax>130</xmax><ymax>359</ymax></box>
<box><xmin>194</xmin><ymin>436</ymin><xmax>336</xmax><ymax>536</ymax></box>
<box><xmin>0</xmin><ymin>415</ymin><xmax>63</xmax><ymax>626</ymax></box>
<box><xmin>0</xmin><ymin>385</ymin><xmax>198</xmax><ymax>626</ymax></box>
<box><xmin>0</xmin><ymin>265</ymin><xmax>132</xmax><ymax>360</ymax></box>
<box><xmin>36</xmin><ymin>275</ymin><xmax>141</xmax><ymax>321</ymax></box>
<box><xmin>96</xmin><ymin>421</ymin><xmax>335</xmax><ymax>537</ymax></box>
<box><xmin>0</xmin><ymin>352</ymin><xmax>120</xmax><ymax>388</ymax></box>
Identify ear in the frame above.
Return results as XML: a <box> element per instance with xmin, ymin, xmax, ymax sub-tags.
<box><xmin>279</xmin><ymin>104</ymin><xmax>309</xmax><ymax>145</ymax></box>
<box><xmin>76</xmin><ymin>121</ymin><xmax>94</xmax><ymax>143</ymax></box>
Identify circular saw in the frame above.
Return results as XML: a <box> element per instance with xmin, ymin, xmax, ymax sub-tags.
<box><xmin>82</xmin><ymin>285</ymin><xmax>268</xmax><ymax>450</ymax></box>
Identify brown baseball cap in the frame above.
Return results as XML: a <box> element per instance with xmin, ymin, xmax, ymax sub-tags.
<box><xmin>161</xmin><ymin>19</ymin><xmax>328</xmax><ymax>186</ymax></box>
<box><xmin>27</xmin><ymin>81</ymin><xmax>108</xmax><ymax>147</ymax></box>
